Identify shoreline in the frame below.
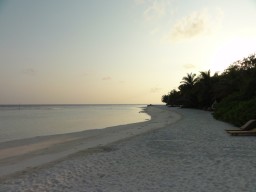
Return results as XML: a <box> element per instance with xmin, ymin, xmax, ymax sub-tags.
<box><xmin>0</xmin><ymin>104</ymin><xmax>150</xmax><ymax>144</ymax></box>
<box><xmin>0</xmin><ymin>105</ymin><xmax>181</xmax><ymax>178</ymax></box>
<box><xmin>2</xmin><ymin>106</ymin><xmax>256</xmax><ymax>191</ymax></box>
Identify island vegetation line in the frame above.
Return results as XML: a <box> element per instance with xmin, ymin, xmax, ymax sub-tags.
<box><xmin>162</xmin><ymin>53</ymin><xmax>256</xmax><ymax>126</ymax></box>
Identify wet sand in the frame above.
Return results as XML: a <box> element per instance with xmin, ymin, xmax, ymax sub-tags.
<box><xmin>0</xmin><ymin>106</ymin><xmax>180</xmax><ymax>178</ymax></box>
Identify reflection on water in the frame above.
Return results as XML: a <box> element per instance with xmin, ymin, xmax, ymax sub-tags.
<box><xmin>0</xmin><ymin>105</ymin><xmax>150</xmax><ymax>143</ymax></box>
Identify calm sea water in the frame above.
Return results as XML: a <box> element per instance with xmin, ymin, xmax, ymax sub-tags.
<box><xmin>0</xmin><ymin>105</ymin><xmax>150</xmax><ymax>143</ymax></box>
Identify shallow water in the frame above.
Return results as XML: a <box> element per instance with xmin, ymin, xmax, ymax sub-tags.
<box><xmin>0</xmin><ymin>105</ymin><xmax>150</xmax><ymax>143</ymax></box>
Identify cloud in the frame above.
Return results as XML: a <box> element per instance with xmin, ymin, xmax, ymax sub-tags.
<box><xmin>170</xmin><ymin>10</ymin><xmax>210</xmax><ymax>41</ymax></box>
<box><xmin>138</xmin><ymin>0</ymin><xmax>174</xmax><ymax>21</ymax></box>
<box><xmin>23</xmin><ymin>68</ymin><xmax>36</xmax><ymax>76</ymax></box>
<box><xmin>169</xmin><ymin>9</ymin><xmax>223</xmax><ymax>41</ymax></box>
<box><xmin>102</xmin><ymin>76</ymin><xmax>112</xmax><ymax>81</ymax></box>
<box><xmin>150</xmin><ymin>87</ymin><xmax>161</xmax><ymax>93</ymax></box>
<box><xmin>143</xmin><ymin>0</ymin><xmax>166</xmax><ymax>21</ymax></box>
<box><xmin>136</xmin><ymin>0</ymin><xmax>177</xmax><ymax>37</ymax></box>
<box><xmin>183</xmin><ymin>63</ymin><xmax>196</xmax><ymax>69</ymax></box>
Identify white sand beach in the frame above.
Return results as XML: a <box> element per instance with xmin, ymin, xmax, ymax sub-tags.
<box><xmin>1</xmin><ymin>105</ymin><xmax>256</xmax><ymax>192</ymax></box>
<box><xmin>0</xmin><ymin>106</ymin><xmax>180</xmax><ymax>178</ymax></box>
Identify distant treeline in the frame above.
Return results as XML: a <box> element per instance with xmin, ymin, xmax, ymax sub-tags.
<box><xmin>162</xmin><ymin>53</ymin><xmax>256</xmax><ymax>126</ymax></box>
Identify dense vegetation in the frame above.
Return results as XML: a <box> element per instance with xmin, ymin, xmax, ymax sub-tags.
<box><xmin>162</xmin><ymin>53</ymin><xmax>256</xmax><ymax>126</ymax></box>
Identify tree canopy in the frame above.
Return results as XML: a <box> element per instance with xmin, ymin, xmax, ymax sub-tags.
<box><xmin>162</xmin><ymin>53</ymin><xmax>256</xmax><ymax>126</ymax></box>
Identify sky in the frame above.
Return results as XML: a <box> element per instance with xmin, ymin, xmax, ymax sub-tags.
<box><xmin>0</xmin><ymin>0</ymin><xmax>256</xmax><ymax>104</ymax></box>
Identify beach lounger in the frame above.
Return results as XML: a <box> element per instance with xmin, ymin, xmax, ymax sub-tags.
<box><xmin>226</xmin><ymin>119</ymin><xmax>256</xmax><ymax>132</ymax></box>
<box><xmin>226</xmin><ymin>119</ymin><xmax>256</xmax><ymax>136</ymax></box>
<box><xmin>227</xmin><ymin>129</ymin><xmax>256</xmax><ymax>136</ymax></box>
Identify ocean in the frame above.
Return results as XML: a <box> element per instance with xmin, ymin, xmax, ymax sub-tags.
<box><xmin>0</xmin><ymin>104</ymin><xmax>150</xmax><ymax>143</ymax></box>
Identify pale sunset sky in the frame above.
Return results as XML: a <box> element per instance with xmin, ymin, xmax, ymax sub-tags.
<box><xmin>1</xmin><ymin>0</ymin><xmax>256</xmax><ymax>104</ymax></box>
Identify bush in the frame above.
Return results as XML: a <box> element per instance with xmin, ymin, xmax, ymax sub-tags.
<box><xmin>214</xmin><ymin>96</ymin><xmax>256</xmax><ymax>126</ymax></box>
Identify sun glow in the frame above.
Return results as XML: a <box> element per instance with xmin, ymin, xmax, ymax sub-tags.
<box><xmin>210</xmin><ymin>37</ymin><xmax>256</xmax><ymax>73</ymax></box>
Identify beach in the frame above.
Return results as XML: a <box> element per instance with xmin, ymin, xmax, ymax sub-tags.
<box><xmin>1</xmin><ymin>105</ymin><xmax>256</xmax><ymax>191</ymax></box>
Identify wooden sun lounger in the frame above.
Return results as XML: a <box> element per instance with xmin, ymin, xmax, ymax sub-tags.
<box><xmin>226</xmin><ymin>119</ymin><xmax>256</xmax><ymax>132</ymax></box>
<box><xmin>226</xmin><ymin>129</ymin><xmax>256</xmax><ymax>136</ymax></box>
<box><xmin>226</xmin><ymin>119</ymin><xmax>256</xmax><ymax>136</ymax></box>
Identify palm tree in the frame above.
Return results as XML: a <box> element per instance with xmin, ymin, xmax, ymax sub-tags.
<box><xmin>180</xmin><ymin>73</ymin><xmax>198</xmax><ymax>88</ymax></box>
<box><xmin>196</xmin><ymin>70</ymin><xmax>213</xmax><ymax>108</ymax></box>
<box><xmin>178</xmin><ymin>73</ymin><xmax>198</xmax><ymax>107</ymax></box>
<box><xmin>199</xmin><ymin>70</ymin><xmax>211</xmax><ymax>82</ymax></box>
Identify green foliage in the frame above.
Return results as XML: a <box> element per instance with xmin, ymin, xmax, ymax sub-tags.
<box><xmin>162</xmin><ymin>53</ymin><xmax>256</xmax><ymax>126</ymax></box>
<box><xmin>214</xmin><ymin>96</ymin><xmax>256</xmax><ymax>126</ymax></box>
<box><xmin>162</xmin><ymin>89</ymin><xmax>182</xmax><ymax>106</ymax></box>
